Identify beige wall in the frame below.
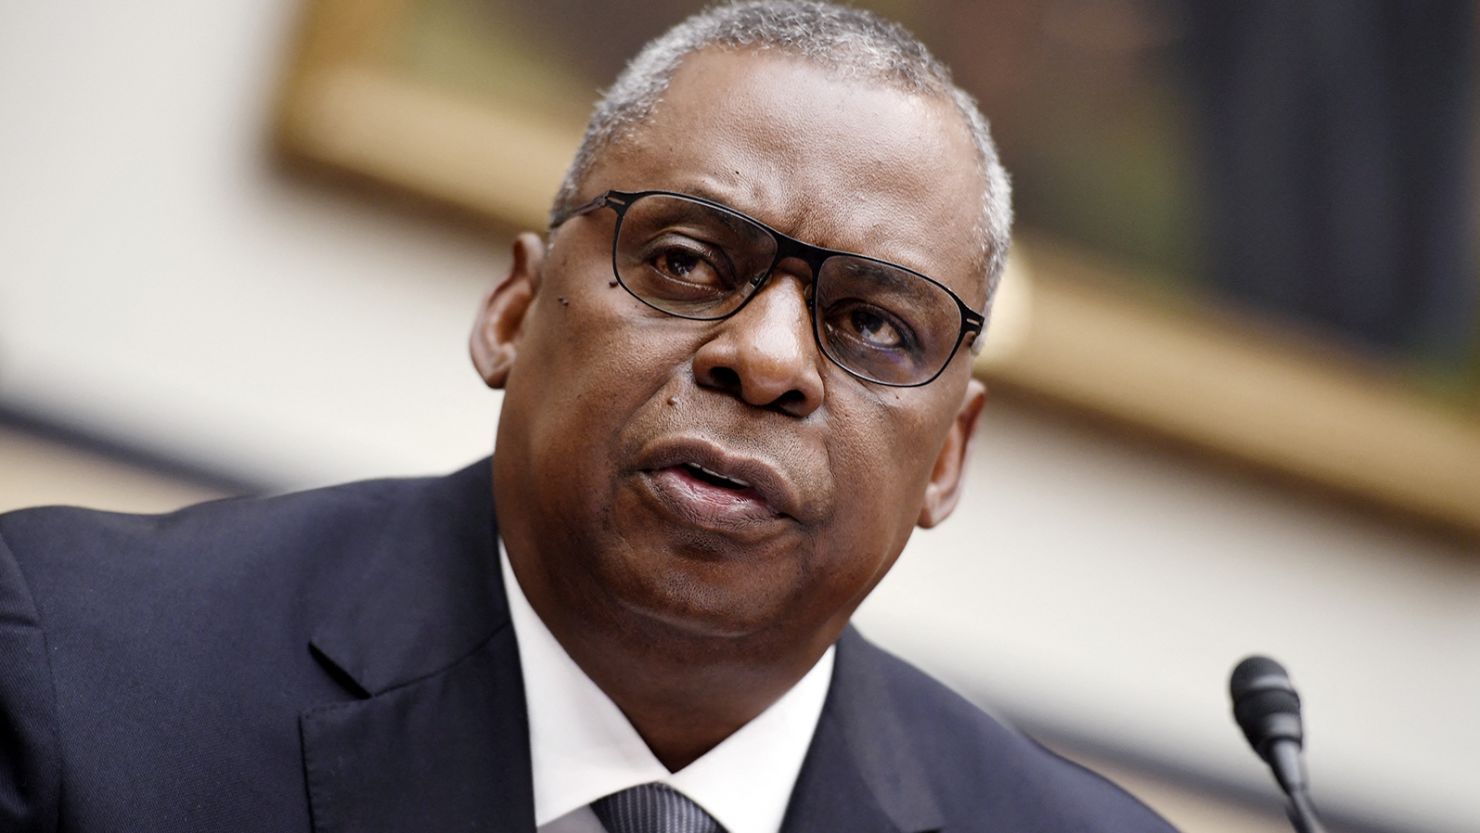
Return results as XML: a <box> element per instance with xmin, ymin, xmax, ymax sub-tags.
<box><xmin>0</xmin><ymin>428</ymin><xmax>224</xmax><ymax>514</ymax></box>
<box><xmin>2</xmin><ymin>4</ymin><xmax>1475</xmax><ymax>833</ymax></box>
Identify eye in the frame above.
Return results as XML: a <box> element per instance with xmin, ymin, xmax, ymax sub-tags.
<box><xmin>850</xmin><ymin>308</ymin><xmax>901</xmax><ymax>347</ymax></box>
<box><xmin>643</xmin><ymin>235</ymin><xmax>735</xmax><ymax>292</ymax></box>
<box><xmin>826</xmin><ymin>301</ymin><xmax>916</xmax><ymax>352</ymax></box>
<box><xmin>654</xmin><ymin>248</ymin><xmax>705</xmax><ymax>280</ymax></box>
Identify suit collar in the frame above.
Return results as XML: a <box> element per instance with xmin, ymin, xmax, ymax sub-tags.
<box><xmin>308</xmin><ymin>458</ymin><xmax>505</xmax><ymax>697</ymax></box>
<box><xmin>782</xmin><ymin>627</ymin><xmax>944</xmax><ymax>833</ymax></box>
<box><xmin>300</xmin><ymin>459</ymin><xmax>535</xmax><ymax>832</ymax></box>
<box><xmin>300</xmin><ymin>619</ymin><xmax>535</xmax><ymax>832</ymax></box>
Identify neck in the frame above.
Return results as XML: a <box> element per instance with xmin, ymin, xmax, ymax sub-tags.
<box><xmin>506</xmin><ymin>547</ymin><xmax>830</xmax><ymax>771</ymax></box>
<box><xmin>558</xmin><ymin>618</ymin><xmax>819</xmax><ymax>770</ymax></box>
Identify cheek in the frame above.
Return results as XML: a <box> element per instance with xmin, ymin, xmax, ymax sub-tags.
<box><xmin>508</xmin><ymin>268</ymin><xmax>697</xmax><ymax>466</ymax></box>
<box><xmin>817</xmin><ymin>389</ymin><xmax>958</xmax><ymax>559</ymax></box>
<box><xmin>828</xmin><ymin>392</ymin><xmax>944</xmax><ymax>504</ymax></box>
<box><xmin>809</xmin><ymin>399</ymin><xmax>936</xmax><ymax>569</ymax></box>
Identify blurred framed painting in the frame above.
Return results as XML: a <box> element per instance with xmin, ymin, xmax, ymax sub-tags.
<box><xmin>276</xmin><ymin>0</ymin><xmax>1480</xmax><ymax>537</ymax></box>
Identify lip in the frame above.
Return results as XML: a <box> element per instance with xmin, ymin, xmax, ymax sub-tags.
<box><xmin>634</xmin><ymin>437</ymin><xmax>805</xmax><ymax>527</ymax></box>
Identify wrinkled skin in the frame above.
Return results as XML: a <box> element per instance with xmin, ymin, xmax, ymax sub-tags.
<box><xmin>471</xmin><ymin>49</ymin><xmax>989</xmax><ymax>769</ymax></box>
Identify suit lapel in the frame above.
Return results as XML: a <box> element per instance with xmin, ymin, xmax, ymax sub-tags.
<box><xmin>781</xmin><ymin>628</ymin><xmax>944</xmax><ymax>833</ymax></box>
<box><xmin>299</xmin><ymin>623</ymin><xmax>533</xmax><ymax>833</ymax></box>
<box><xmin>298</xmin><ymin>460</ymin><xmax>534</xmax><ymax>832</ymax></box>
<box><xmin>780</xmin><ymin>710</ymin><xmax>909</xmax><ymax>833</ymax></box>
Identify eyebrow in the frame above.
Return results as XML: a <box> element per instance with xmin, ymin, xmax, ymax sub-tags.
<box><xmin>642</xmin><ymin>195</ymin><xmax>758</xmax><ymax>244</ymax></box>
<box><xmin>829</xmin><ymin>258</ymin><xmax>937</xmax><ymax>301</ymax></box>
<box><xmin>673</xmin><ymin>182</ymin><xmax>752</xmax><ymax>212</ymax></box>
<box><xmin>659</xmin><ymin>184</ymin><xmax>960</xmax><ymax>290</ymax></box>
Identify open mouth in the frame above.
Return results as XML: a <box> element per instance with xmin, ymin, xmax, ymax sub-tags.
<box><xmin>681</xmin><ymin>462</ymin><xmax>752</xmax><ymax>491</ymax></box>
<box><xmin>633</xmin><ymin>437</ymin><xmax>803</xmax><ymax>528</ymax></box>
<box><xmin>640</xmin><ymin>461</ymin><xmax>781</xmax><ymax>530</ymax></box>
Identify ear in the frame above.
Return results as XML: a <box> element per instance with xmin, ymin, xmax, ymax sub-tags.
<box><xmin>917</xmin><ymin>377</ymin><xmax>987</xmax><ymax>528</ymax></box>
<box><xmin>470</xmin><ymin>232</ymin><xmax>544</xmax><ymax>389</ymax></box>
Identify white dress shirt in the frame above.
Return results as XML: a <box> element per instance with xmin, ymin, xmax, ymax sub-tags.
<box><xmin>499</xmin><ymin>546</ymin><xmax>834</xmax><ymax>833</ymax></box>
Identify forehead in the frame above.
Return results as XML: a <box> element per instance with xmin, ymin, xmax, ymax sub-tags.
<box><xmin>584</xmin><ymin>49</ymin><xmax>987</xmax><ymax>306</ymax></box>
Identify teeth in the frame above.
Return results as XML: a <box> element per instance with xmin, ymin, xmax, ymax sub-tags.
<box><xmin>686</xmin><ymin>462</ymin><xmax>750</xmax><ymax>488</ymax></box>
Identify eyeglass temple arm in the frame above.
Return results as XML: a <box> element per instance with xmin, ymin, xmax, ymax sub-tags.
<box><xmin>549</xmin><ymin>193</ymin><xmax>614</xmax><ymax>229</ymax></box>
<box><xmin>964</xmin><ymin>309</ymin><xmax>987</xmax><ymax>355</ymax></box>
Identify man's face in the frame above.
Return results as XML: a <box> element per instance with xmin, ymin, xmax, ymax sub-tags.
<box><xmin>478</xmin><ymin>49</ymin><xmax>987</xmax><ymax>662</ymax></box>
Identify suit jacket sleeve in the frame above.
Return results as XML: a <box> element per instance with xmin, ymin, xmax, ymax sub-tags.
<box><xmin>0</xmin><ymin>527</ymin><xmax>61</xmax><ymax>833</ymax></box>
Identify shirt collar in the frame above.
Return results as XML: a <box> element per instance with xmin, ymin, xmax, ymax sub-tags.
<box><xmin>500</xmin><ymin>544</ymin><xmax>834</xmax><ymax>833</ymax></box>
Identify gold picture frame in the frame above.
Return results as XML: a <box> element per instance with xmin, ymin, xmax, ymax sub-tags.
<box><xmin>274</xmin><ymin>0</ymin><xmax>1480</xmax><ymax>539</ymax></box>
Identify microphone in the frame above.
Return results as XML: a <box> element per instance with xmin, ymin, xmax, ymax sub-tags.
<box><xmin>1229</xmin><ymin>655</ymin><xmax>1327</xmax><ymax>833</ymax></box>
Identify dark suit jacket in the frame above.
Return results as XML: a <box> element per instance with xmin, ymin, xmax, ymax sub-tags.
<box><xmin>0</xmin><ymin>459</ymin><xmax>1176</xmax><ymax>832</ymax></box>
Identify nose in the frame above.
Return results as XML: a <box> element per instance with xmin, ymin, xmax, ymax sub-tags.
<box><xmin>691</xmin><ymin>267</ymin><xmax>825</xmax><ymax>417</ymax></box>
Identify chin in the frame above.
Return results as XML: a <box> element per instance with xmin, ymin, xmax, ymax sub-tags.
<box><xmin>606</xmin><ymin>552</ymin><xmax>794</xmax><ymax>643</ymax></box>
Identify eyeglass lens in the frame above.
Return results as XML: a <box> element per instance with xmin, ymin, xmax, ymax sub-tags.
<box><xmin>612</xmin><ymin>194</ymin><xmax>966</xmax><ymax>386</ymax></box>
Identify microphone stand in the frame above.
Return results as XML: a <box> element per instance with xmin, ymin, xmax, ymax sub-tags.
<box><xmin>1229</xmin><ymin>656</ymin><xmax>1330</xmax><ymax>833</ymax></box>
<box><xmin>1286</xmin><ymin>787</ymin><xmax>1327</xmax><ymax>833</ymax></box>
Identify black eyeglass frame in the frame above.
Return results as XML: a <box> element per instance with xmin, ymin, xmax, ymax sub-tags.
<box><xmin>558</xmin><ymin>188</ymin><xmax>986</xmax><ymax>388</ymax></box>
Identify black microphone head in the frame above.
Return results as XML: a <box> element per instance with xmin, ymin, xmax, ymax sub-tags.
<box><xmin>1229</xmin><ymin>655</ymin><xmax>1303</xmax><ymax>760</ymax></box>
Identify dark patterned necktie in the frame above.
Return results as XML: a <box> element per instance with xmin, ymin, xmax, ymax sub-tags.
<box><xmin>591</xmin><ymin>783</ymin><xmax>726</xmax><ymax>833</ymax></box>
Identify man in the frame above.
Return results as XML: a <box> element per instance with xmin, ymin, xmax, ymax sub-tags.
<box><xmin>0</xmin><ymin>2</ymin><xmax>1177</xmax><ymax>831</ymax></box>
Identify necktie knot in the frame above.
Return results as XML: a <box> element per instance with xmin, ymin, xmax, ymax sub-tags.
<box><xmin>592</xmin><ymin>783</ymin><xmax>725</xmax><ymax>833</ymax></box>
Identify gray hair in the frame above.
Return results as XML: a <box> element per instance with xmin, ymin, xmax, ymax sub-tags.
<box><xmin>550</xmin><ymin>0</ymin><xmax>1013</xmax><ymax>313</ymax></box>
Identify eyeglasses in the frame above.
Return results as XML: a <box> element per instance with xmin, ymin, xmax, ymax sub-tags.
<box><xmin>558</xmin><ymin>189</ymin><xmax>984</xmax><ymax>387</ymax></box>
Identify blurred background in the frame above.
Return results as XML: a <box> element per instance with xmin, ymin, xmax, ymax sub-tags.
<box><xmin>2</xmin><ymin>2</ymin><xmax>1478</xmax><ymax>832</ymax></box>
